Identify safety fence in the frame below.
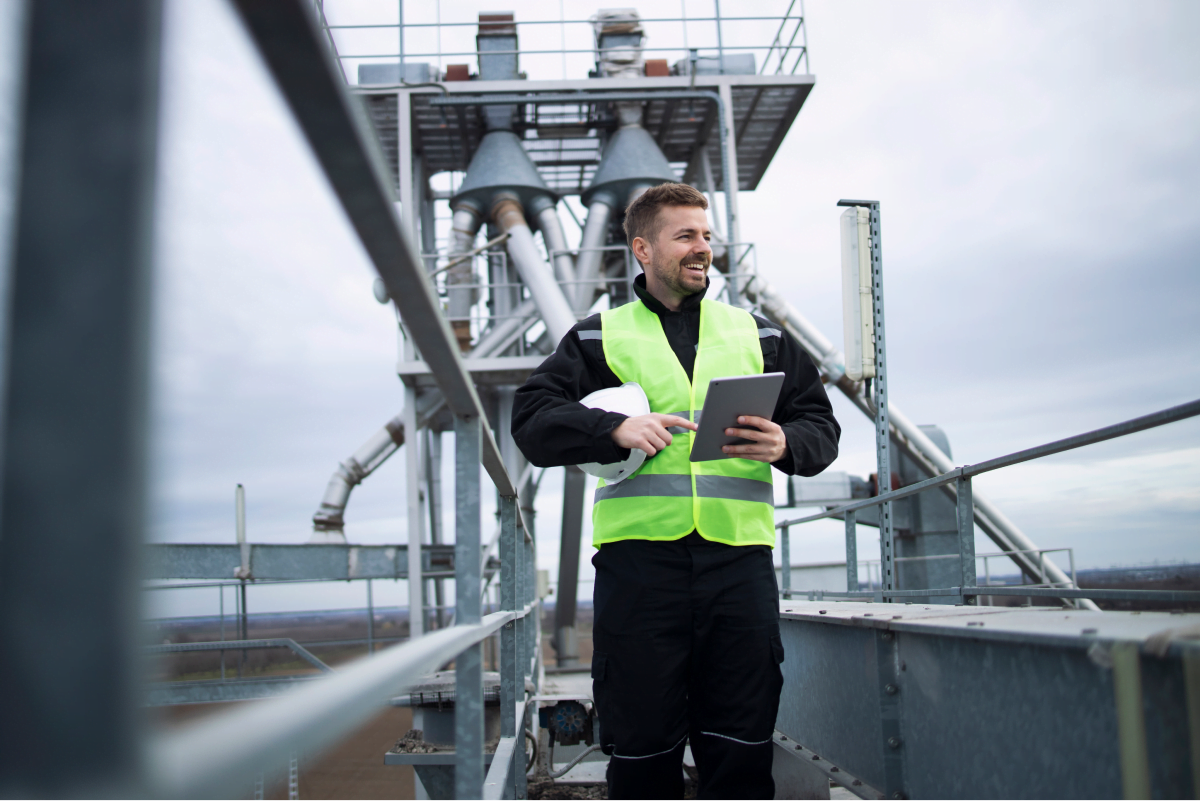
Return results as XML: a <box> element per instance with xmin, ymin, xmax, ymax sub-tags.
<box><xmin>0</xmin><ymin>0</ymin><xmax>550</xmax><ymax>796</ymax></box>
<box><xmin>316</xmin><ymin>1</ymin><xmax>811</xmax><ymax>83</ymax></box>
<box><xmin>413</xmin><ymin>240</ymin><xmax>760</xmax><ymax>354</ymax></box>
<box><xmin>776</xmin><ymin>398</ymin><xmax>1200</xmax><ymax>607</ymax></box>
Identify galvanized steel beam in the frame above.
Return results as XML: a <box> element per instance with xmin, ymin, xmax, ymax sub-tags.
<box><xmin>144</xmin><ymin>542</ymin><xmax>463</xmax><ymax>581</ymax></box>
<box><xmin>0</xmin><ymin>0</ymin><xmax>162</xmax><ymax>794</ymax></box>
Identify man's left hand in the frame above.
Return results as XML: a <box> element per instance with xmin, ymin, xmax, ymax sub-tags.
<box><xmin>723</xmin><ymin>416</ymin><xmax>787</xmax><ymax>463</ymax></box>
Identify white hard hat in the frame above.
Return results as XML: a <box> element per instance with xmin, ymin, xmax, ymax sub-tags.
<box><xmin>577</xmin><ymin>382</ymin><xmax>650</xmax><ymax>485</ymax></box>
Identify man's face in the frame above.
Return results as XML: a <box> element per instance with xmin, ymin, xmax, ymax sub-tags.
<box><xmin>638</xmin><ymin>205</ymin><xmax>713</xmax><ymax>301</ymax></box>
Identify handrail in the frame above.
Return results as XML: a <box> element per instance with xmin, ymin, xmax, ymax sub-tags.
<box><xmin>147</xmin><ymin>604</ymin><xmax>533</xmax><ymax>798</ymax></box>
<box><xmin>777</xmin><ymin>398</ymin><xmax>1200</xmax><ymax>529</ymax></box>
<box><xmin>145</xmin><ymin>638</ymin><xmax>333</xmax><ymax>674</ymax></box>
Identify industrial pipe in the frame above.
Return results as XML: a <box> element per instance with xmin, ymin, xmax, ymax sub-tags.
<box><xmin>492</xmin><ymin>196</ymin><xmax>577</xmax><ymax>344</ymax></box>
<box><xmin>739</xmin><ymin>273</ymin><xmax>1098</xmax><ymax>610</ymax></box>
<box><xmin>573</xmin><ymin>197</ymin><xmax>614</xmax><ymax>314</ymax></box>
<box><xmin>472</xmin><ymin>297</ymin><xmax>539</xmax><ymax>358</ymax></box>
<box><xmin>311</xmin><ymin>414</ymin><xmax>405</xmax><ymax>542</ymax></box>
<box><xmin>532</xmin><ymin>202</ymin><xmax>577</xmax><ymax>289</ymax></box>
<box><xmin>447</xmin><ymin>205</ymin><xmax>484</xmax><ymax>351</ymax></box>
<box><xmin>310</xmin><ymin>391</ymin><xmax>449</xmax><ymax>542</ymax></box>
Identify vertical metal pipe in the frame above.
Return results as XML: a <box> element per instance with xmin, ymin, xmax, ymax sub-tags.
<box><xmin>236</xmin><ymin>483</ymin><xmax>247</xmax><ymax>545</ymax></box>
<box><xmin>845</xmin><ymin>510</ymin><xmax>858</xmax><ymax>592</ymax></box>
<box><xmin>714</xmin><ymin>0</ymin><xmax>724</xmax><ymax>74</ymax></box>
<box><xmin>514</xmin><ymin>516</ymin><xmax>529</xmax><ymax>800</ymax></box>
<box><xmin>780</xmin><ymin>524</ymin><xmax>791</xmax><ymax>599</ymax></box>
<box><xmin>534</xmin><ymin>204</ymin><xmax>577</xmax><ymax>287</ymax></box>
<box><xmin>956</xmin><ymin>476</ymin><xmax>977</xmax><ymax>602</ymax></box>
<box><xmin>425</xmin><ymin>427</ymin><xmax>447</xmax><ymax>629</ymax></box>
<box><xmin>404</xmin><ymin>387</ymin><xmax>425</xmax><ymax>639</ymax></box>
<box><xmin>240</xmin><ymin>581</ymin><xmax>249</xmax><ymax>672</ymax></box>
<box><xmin>574</xmin><ymin>199</ymin><xmax>613</xmax><ymax>313</ymax></box>
<box><xmin>554</xmin><ymin>466</ymin><xmax>586</xmax><ymax>667</ymax></box>
<box><xmin>717</xmin><ymin>83</ymin><xmax>740</xmax><ymax>248</ymax></box>
<box><xmin>366</xmin><ymin>579</ymin><xmax>375</xmax><ymax>653</ymax></box>
<box><xmin>984</xmin><ymin>557</ymin><xmax>992</xmax><ymax>606</ymax></box>
<box><xmin>397</xmin><ymin>88</ymin><xmax>416</xmax><ymax>242</ymax></box>
<box><xmin>455</xmin><ymin>414</ymin><xmax>484</xmax><ymax>798</ymax></box>
<box><xmin>220</xmin><ymin>587</ymin><xmax>226</xmax><ymax>681</ymax></box>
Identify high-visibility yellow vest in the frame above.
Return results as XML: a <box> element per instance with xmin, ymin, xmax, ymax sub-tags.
<box><xmin>592</xmin><ymin>298</ymin><xmax>776</xmax><ymax>547</ymax></box>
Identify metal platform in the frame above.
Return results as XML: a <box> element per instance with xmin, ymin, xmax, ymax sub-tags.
<box><xmin>358</xmin><ymin>74</ymin><xmax>814</xmax><ymax>196</ymax></box>
<box><xmin>775</xmin><ymin>600</ymin><xmax>1200</xmax><ymax>799</ymax></box>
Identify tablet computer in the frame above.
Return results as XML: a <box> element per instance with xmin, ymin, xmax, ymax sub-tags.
<box><xmin>689</xmin><ymin>372</ymin><xmax>786</xmax><ymax>462</ymax></box>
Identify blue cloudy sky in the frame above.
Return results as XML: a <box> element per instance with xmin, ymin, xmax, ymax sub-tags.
<box><xmin>128</xmin><ymin>0</ymin><xmax>1199</xmax><ymax>617</ymax></box>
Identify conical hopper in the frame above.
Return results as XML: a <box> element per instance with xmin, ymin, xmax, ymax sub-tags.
<box><xmin>582</xmin><ymin>125</ymin><xmax>678</xmax><ymax>209</ymax></box>
<box><xmin>451</xmin><ymin>130</ymin><xmax>557</xmax><ymax>214</ymax></box>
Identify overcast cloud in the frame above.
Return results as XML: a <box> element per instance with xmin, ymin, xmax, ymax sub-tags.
<box><xmin>141</xmin><ymin>0</ymin><xmax>1199</xmax><ymax>617</ymax></box>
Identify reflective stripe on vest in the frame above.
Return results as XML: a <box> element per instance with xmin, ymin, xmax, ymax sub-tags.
<box><xmin>592</xmin><ymin>298</ymin><xmax>776</xmax><ymax>548</ymax></box>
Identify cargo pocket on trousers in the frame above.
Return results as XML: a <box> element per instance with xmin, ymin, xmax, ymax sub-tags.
<box><xmin>770</xmin><ymin>633</ymin><xmax>785</xmax><ymax>665</ymax></box>
<box><xmin>591</xmin><ymin>651</ymin><xmax>608</xmax><ymax>681</ymax></box>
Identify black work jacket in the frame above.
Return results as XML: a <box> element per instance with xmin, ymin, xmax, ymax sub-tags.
<box><xmin>511</xmin><ymin>274</ymin><xmax>840</xmax><ymax>476</ymax></box>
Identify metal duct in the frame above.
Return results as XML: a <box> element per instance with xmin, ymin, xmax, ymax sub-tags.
<box><xmin>447</xmin><ymin>205</ymin><xmax>483</xmax><ymax>351</ymax></box>
<box><xmin>532</xmin><ymin>200</ymin><xmax>577</xmax><ymax>288</ymax></box>
<box><xmin>574</xmin><ymin>198</ymin><xmax>614</xmax><ymax>314</ymax></box>
<box><xmin>311</xmin><ymin>415</ymin><xmax>405</xmax><ymax>541</ymax></box>
<box><xmin>472</xmin><ymin>297</ymin><xmax>539</xmax><ymax>358</ymax></box>
<box><xmin>310</xmin><ymin>393</ymin><xmax>448</xmax><ymax>541</ymax></box>
<box><xmin>739</xmin><ymin>273</ymin><xmax>1098</xmax><ymax>610</ymax></box>
<box><xmin>492</xmin><ymin>197</ymin><xmax>577</xmax><ymax>344</ymax></box>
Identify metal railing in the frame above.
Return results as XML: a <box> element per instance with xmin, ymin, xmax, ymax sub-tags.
<box><xmin>776</xmin><ymin>398</ymin><xmax>1200</xmax><ymax>607</ymax></box>
<box><xmin>831</xmin><ymin>547</ymin><xmax>1079</xmax><ymax>604</ymax></box>
<box><xmin>0</xmin><ymin>0</ymin><xmax>542</xmax><ymax>796</ymax></box>
<box><xmin>315</xmin><ymin>2</ymin><xmax>810</xmax><ymax>81</ymax></box>
<box><xmin>407</xmin><ymin>240</ymin><xmax>760</xmax><ymax>353</ymax></box>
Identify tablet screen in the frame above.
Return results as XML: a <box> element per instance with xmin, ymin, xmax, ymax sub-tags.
<box><xmin>689</xmin><ymin>373</ymin><xmax>786</xmax><ymax>462</ymax></box>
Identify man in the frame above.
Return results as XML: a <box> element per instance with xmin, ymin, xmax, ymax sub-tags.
<box><xmin>512</xmin><ymin>183</ymin><xmax>839</xmax><ymax>799</ymax></box>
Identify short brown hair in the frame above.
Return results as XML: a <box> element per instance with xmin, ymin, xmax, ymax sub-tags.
<box><xmin>623</xmin><ymin>182</ymin><xmax>708</xmax><ymax>247</ymax></box>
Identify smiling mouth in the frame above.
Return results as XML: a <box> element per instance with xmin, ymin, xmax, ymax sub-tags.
<box><xmin>682</xmin><ymin>261</ymin><xmax>708</xmax><ymax>272</ymax></box>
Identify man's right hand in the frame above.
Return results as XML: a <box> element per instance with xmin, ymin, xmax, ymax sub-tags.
<box><xmin>611</xmin><ymin>414</ymin><xmax>698</xmax><ymax>457</ymax></box>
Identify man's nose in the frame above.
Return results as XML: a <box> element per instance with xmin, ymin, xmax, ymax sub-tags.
<box><xmin>693</xmin><ymin>237</ymin><xmax>713</xmax><ymax>257</ymax></box>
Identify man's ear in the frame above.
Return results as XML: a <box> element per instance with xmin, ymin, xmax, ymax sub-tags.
<box><xmin>631</xmin><ymin>235</ymin><xmax>652</xmax><ymax>266</ymax></box>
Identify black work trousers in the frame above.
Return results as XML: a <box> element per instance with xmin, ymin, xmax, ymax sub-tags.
<box><xmin>591</xmin><ymin>532</ymin><xmax>784</xmax><ymax>800</ymax></box>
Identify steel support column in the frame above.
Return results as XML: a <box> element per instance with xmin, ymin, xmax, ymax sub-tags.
<box><xmin>455</xmin><ymin>414</ymin><xmax>484</xmax><ymax>798</ymax></box>
<box><xmin>498</xmin><ymin>495</ymin><xmax>520</xmax><ymax>798</ymax></box>
<box><xmin>404</xmin><ymin>386</ymin><xmax>425</xmax><ymax>638</ymax></box>
<box><xmin>0</xmin><ymin>0</ymin><xmax>163</xmax><ymax>793</ymax></box>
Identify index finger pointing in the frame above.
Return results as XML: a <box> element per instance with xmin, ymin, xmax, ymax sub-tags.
<box><xmin>660</xmin><ymin>415</ymin><xmax>699</xmax><ymax>431</ymax></box>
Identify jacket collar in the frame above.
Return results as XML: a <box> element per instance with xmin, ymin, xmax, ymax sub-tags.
<box><xmin>632</xmin><ymin>272</ymin><xmax>709</xmax><ymax>315</ymax></box>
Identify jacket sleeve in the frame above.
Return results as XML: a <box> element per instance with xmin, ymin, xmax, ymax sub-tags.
<box><xmin>756</xmin><ymin>316</ymin><xmax>842</xmax><ymax>476</ymax></box>
<box><xmin>511</xmin><ymin>317</ymin><xmax>631</xmax><ymax>468</ymax></box>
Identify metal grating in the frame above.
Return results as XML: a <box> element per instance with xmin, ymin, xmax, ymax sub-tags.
<box><xmin>360</xmin><ymin>76</ymin><xmax>813</xmax><ymax>195</ymax></box>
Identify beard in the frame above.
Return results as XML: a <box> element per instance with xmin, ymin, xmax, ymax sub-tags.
<box><xmin>649</xmin><ymin>253</ymin><xmax>710</xmax><ymax>296</ymax></box>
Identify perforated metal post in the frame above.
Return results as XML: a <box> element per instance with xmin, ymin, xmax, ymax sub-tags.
<box><xmin>868</xmin><ymin>202</ymin><xmax>895</xmax><ymax>601</ymax></box>
<box><xmin>455</xmin><ymin>414</ymin><xmax>484</xmax><ymax>798</ymax></box>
